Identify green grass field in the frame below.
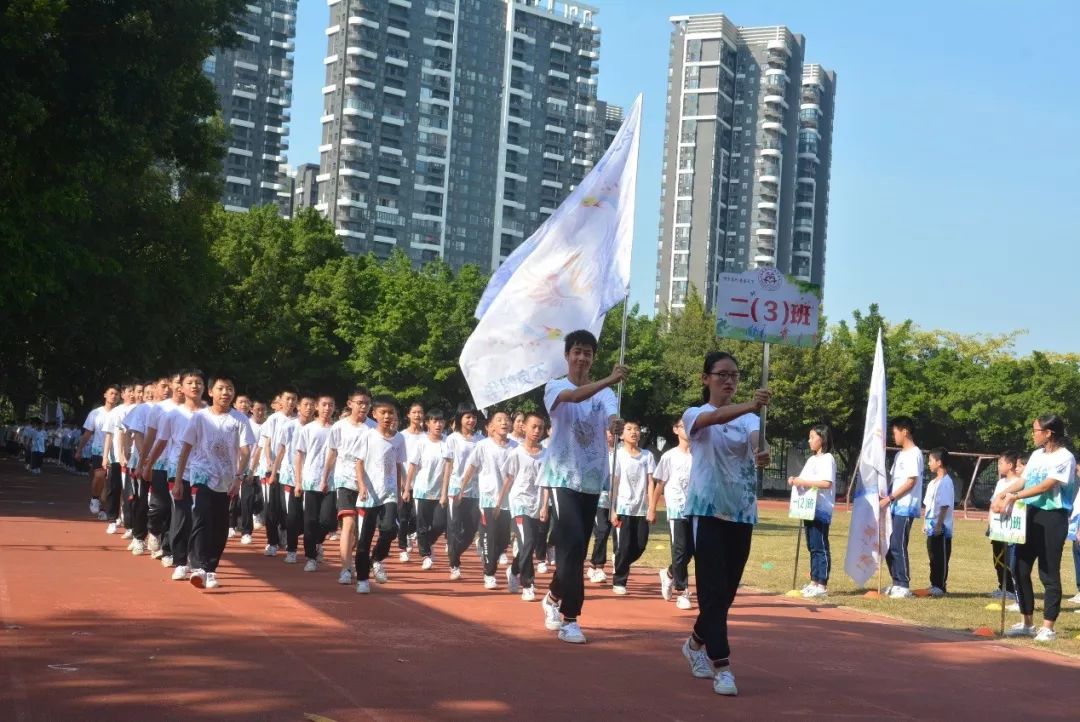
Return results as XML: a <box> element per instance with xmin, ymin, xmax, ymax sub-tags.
<box><xmin>630</xmin><ymin>507</ymin><xmax>1080</xmax><ymax>656</ymax></box>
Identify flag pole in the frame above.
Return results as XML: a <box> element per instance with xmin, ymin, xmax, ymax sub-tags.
<box><xmin>756</xmin><ymin>341</ymin><xmax>771</xmax><ymax>496</ymax></box>
<box><xmin>608</xmin><ymin>293</ymin><xmax>631</xmax><ymax>527</ymax></box>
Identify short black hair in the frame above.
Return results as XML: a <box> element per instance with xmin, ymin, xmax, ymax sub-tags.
<box><xmin>523</xmin><ymin>411</ymin><xmax>547</xmax><ymax>427</ymax></box>
<box><xmin>564</xmin><ymin>329</ymin><xmax>598</xmax><ymax>354</ymax></box>
<box><xmin>179</xmin><ymin>368</ymin><xmax>205</xmax><ymax>382</ymax></box>
<box><xmin>425</xmin><ymin>408</ymin><xmax>445</xmax><ymax>423</ymax></box>
<box><xmin>608</xmin><ymin>417</ymin><xmax>625</xmax><ymax>437</ymax></box>
<box><xmin>371</xmin><ymin>395</ymin><xmax>397</xmax><ymax>413</ymax></box>
<box><xmin>928</xmin><ymin>447</ymin><xmax>949</xmax><ymax>466</ymax></box>
<box><xmin>209</xmin><ymin>374</ymin><xmax>236</xmax><ymax>389</ymax></box>
<box><xmin>890</xmin><ymin>416</ymin><xmax>915</xmax><ymax>437</ymax></box>
<box><xmin>999</xmin><ymin>450</ymin><xmax>1020</xmax><ymax>466</ymax></box>
<box><xmin>349</xmin><ymin>387</ymin><xmax>371</xmax><ymax>399</ymax></box>
<box><xmin>279</xmin><ymin>385</ymin><xmax>299</xmax><ymax>397</ymax></box>
<box><xmin>104</xmin><ymin>383</ymin><xmax>121</xmax><ymax>393</ymax></box>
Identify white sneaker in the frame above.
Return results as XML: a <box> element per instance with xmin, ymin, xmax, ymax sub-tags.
<box><xmin>449</xmin><ymin>567</ymin><xmax>462</xmax><ymax>581</ymax></box>
<box><xmin>399</xmin><ymin>550</ymin><xmax>410</xmax><ymax>563</ymax></box>
<box><xmin>205</xmin><ymin>572</ymin><xmax>219</xmax><ymax>590</ymax></box>
<box><xmin>713</xmin><ymin>668</ymin><xmax>738</xmax><ymax>696</ymax></box>
<box><xmin>660</xmin><ymin>569</ymin><xmax>674</xmax><ymax>601</ymax></box>
<box><xmin>589</xmin><ymin>567</ymin><xmax>607</xmax><ymax>584</ymax></box>
<box><xmin>373</xmin><ymin>564</ymin><xmax>389</xmax><ymax>584</ymax></box>
<box><xmin>612</xmin><ymin>585</ymin><xmax>628</xmax><ymax>596</ymax></box>
<box><xmin>505</xmin><ymin>567</ymin><xmax>522</xmax><ymax>594</ymax></box>
<box><xmin>882</xmin><ymin>585</ymin><xmax>894</xmax><ymax>596</ymax></box>
<box><xmin>150</xmin><ymin>549</ymin><xmax>164</xmax><ymax>560</ymax></box>
<box><xmin>558</xmin><ymin>621</ymin><xmax>586</xmax><ymax>644</ymax></box>
<box><xmin>498</xmin><ymin>553</ymin><xmax>509</xmax><ymax>567</ymax></box>
<box><xmin>161</xmin><ymin>555</ymin><xmax>174</xmax><ymax>568</ymax></box>
<box><xmin>802</xmin><ymin>584</ymin><xmax>828</xmax><ymax>599</ymax></box>
<box><xmin>240</xmin><ymin>534</ymin><xmax>253</xmax><ymax>545</ymax></box>
<box><xmin>928</xmin><ymin>586</ymin><xmax>946</xmax><ymax>598</ymax></box>
<box><xmin>171</xmin><ymin>565</ymin><xmax>190</xmax><ymax>581</ymax></box>
<box><xmin>303</xmin><ymin>559</ymin><xmax>318</xmax><ymax>572</ymax></box>
<box><xmin>542</xmin><ymin>593</ymin><xmax>562</xmax><ymax>630</ymax></box>
<box><xmin>1034</xmin><ymin>627</ymin><xmax>1057</xmax><ymax>643</ymax></box>
<box><xmin>90</xmin><ymin>499</ymin><xmax>101</xmax><ymax>515</ymax></box>
<box><xmin>1066</xmin><ymin>592</ymin><xmax>1080</xmax><ymax>605</ymax></box>
<box><xmin>338</xmin><ymin>569</ymin><xmax>353</xmax><ymax>585</ymax></box>
<box><xmin>131</xmin><ymin>540</ymin><xmax>146</xmax><ymax>556</ymax></box>
<box><xmin>521</xmin><ymin>586</ymin><xmax>536</xmax><ymax>602</ymax></box>
<box><xmin>189</xmin><ymin>569</ymin><xmax>207</xmax><ymax>589</ymax></box>
<box><xmin>887</xmin><ymin>586</ymin><xmax>914</xmax><ymax>599</ymax></box>
<box><xmin>264</xmin><ymin>544</ymin><xmax>278</xmax><ymax>557</ymax></box>
<box><xmin>537</xmin><ymin>561</ymin><xmax>548</xmax><ymax>574</ymax></box>
<box><xmin>284</xmin><ymin>551</ymin><xmax>298</xmax><ymax>564</ymax></box>
<box><xmin>421</xmin><ymin>556</ymin><xmax>433</xmax><ymax>571</ymax></box>
<box><xmin>1005</xmin><ymin>622</ymin><xmax>1036</xmax><ymax>638</ymax></box>
<box><xmin>253</xmin><ymin>519</ymin><xmax>264</xmax><ymax>530</ymax></box>
<box><xmin>122</xmin><ymin>529</ymin><xmax>134</xmax><ymax>540</ymax></box>
<box><xmin>126</xmin><ymin>540</ymin><xmax>136</xmax><ymax>551</ymax></box>
<box><xmin>147</xmin><ymin>535</ymin><xmax>160</xmax><ymax>553</ymax></box>
<box><xmin>228</xmin><ymin>528</ymin><xmax>237</xmax><ymax>539</ymax></box>
<box><xmin>682</xmin><ymin>638</ymin><xmax>713</xmax><ymax>678</ymax></box>
<box><xmin>355</xmin><ymin>580</ymin><xmax>371</xmax><ymax>594</ymax></box>
<box><xmin>106</xmin><ymin>522</ymin><xmax>118</xmax><ymax>535</ymax></box>
<box><xmin>483</xmin><ymin>575</ymin><xmax>498</xmax><ymax>590</ymax></box>
<box><xmin>97</xmin><ymin>511</ymin><xmax>109</xmax><ymax>521</ymax></box>
<box><xmin>676</xmin><ymin>593</ymin><xmax>693</xmax><ymax>610</ymax></box>
<box><xmin>1007</xmin><ymin>602</ymin><xmax>1021</xmax><ymax>612</ymax></box>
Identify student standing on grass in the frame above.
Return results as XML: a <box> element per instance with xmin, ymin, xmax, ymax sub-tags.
<box><xmin>501</xmin><ymin>412</ymin><xmax>548</xmax><ymax>602</ymax></box>
<box><xmin>294</xmin><ymin>395</ymin><xmax>337</xmax><ymax>573</ymax></box>
<box><xmin>587</xmin><ymin>422</ymin><xmax>620</xmax><ymax>585</ymax></box>
<box><xmin>989</xmin><ymin>451</ymin><xmax>1021</xmax><ymax>600</ymax></box>
<box><xmin>538</xmin><ymin>329</ymin><xmax>625</xmax><ymax>645</ymax></box>
<box><xmin>787</xmin><ymin>424</ymin><xmax>836</xmax><ymax>600</ymax></box>
<box><xmin>654</xmin><ymin>417</ymin><xmax>694</xmax><ymax>609</ymax></box>
<box><xmin>994</xmin><ymin>414</ymin><xmax>1076</xmax><ymax>642</ymax></box>
<box><xmin>174</xmin><ymin>374</ymin><xmax>255</xmax><ymax>590</ymax></box>
<box><xmin>680</xmin><ymin>351</ymin><xmax>770</xmax><ymax>697</ymax></box>
<box><xmin>923</xmin><ymin>448</ymin><xmax>955</xmax><ymax>597</ymax></box>
<box><xmin>611</xmin><ymin>419</ymin><xmax>655</xmax><ymax>596</ymax></box>
<box><xmin>882</xmin><ymin>416</ymin><xmax>924</xmax><ymax>599</ymax></box>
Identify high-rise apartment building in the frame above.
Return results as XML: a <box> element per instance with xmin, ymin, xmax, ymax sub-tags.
<box><xmin>293</xmin><ymin>162</ymin><xmax>322</xmax><ymax>214</ymax></box>
<box><xmin>317</xmin><ymin>0</ymin><xmax>619</xmax><ymax>271</ymax></box>
<box><xmin>655</xmin><ymin>13</ymin><xmax>835</xmax><ymax>314</ymax></box>
<box><xmin>204</xmin><ymin>0</ymin><xmax>298</xmax><ymax>213</ymax></box>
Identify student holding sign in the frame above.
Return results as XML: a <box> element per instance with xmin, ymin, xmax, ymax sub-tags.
<box><xmin>988</xmin><ymin>451</ymin><xmax>1021</xmax><ymax>600</ymax></box>
<box><xmin>993</xmin><ymin>414</ymin><xmax>1076</xmax><ymax>642</ymax></box>
<box><xmin>787</xmin><ymin>424</ymin><xmax>836</xmax><ymax>599</ymax></box>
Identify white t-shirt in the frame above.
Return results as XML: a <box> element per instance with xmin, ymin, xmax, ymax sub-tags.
<box><xmin>259</xmin><ymin>411</ymin><xmax>292</xmax><ymax>474</ymax></box>
<box><xmin>922</xmin><ymin>473</ymin><xmax>955</xmax><ymax>537</ymax></box>
<box><xmin>401</xmin><ymin>428</ymin><xmax>425</xmax><ymax>465</ymax></box>
<box><xmin>654</xmin><ymin>447</ymin><xmax>693</xmax><ymax>519</ymax></box>
<box><xmin>180</xmin><ymin>408</ymin><xmax>256</xmax><ymax>491</ymax></box>
<box><xmin>466</xmin><ymin>437</ymin><xmax>519</xmax><ymax>510</ymax></box>
<box><xmin>326</xmin><ymin>418</ymin><xmax>371</xmax><ymax>491</ymax></box>
<box><xmin>355</xmin><ymin>431</ymin><xmax>407</xmax><ymax>508</ymax></box>
<box><xmin>797</xmin><ymin>452</ymin><xmax>837</xmax><ymax>522</ymax></box>
<box><xmin>146</xmin><ymin>399</ymin><xmax>175</xmax><ymax>434</ymax></box>
<box><xmin>102</xmin><ymin>403</ymin><xmax>134</xmax><ymax>464</ymax></box>
<box><xmin>1022</xmin><ymin>446</ymin><xmax>1077</xmax><ymax>512</ymax></box>
<box><xmin>160</xmin><ymin>405</ymin><xmax>198</xmax><ymax>474</ymax></box>
<box><xmin>598</xmin><ymin>448</ymin><xmax>615</xmax><ymax>509</ymax></box>
<box><xmin>248</xmin><ymin>419</ymin><xmax>263</xmax><ymax>473</ymax></box>
<box><xmin>614</xmin><ymin>447</ymin><xmax>656</xmax><ymax>517</ymax></box>
<box><xmin>273</xmin><ymin>418</ymin><xmax>306</xmax><ymax>486</ymax></box>
<box><xmin>539</xmin><ymin>377</ymin><xmax>619</xmax><ymax>494</ymax></box>
<box><xmin>409</xmin><ymin>436</ymin><xmax>451</xmax><ymax>501</ymax></box>
<box><xmin>122</xmin><ymin>403</ymin><xmax>150</xmax><ymax>467</ymax></box>
<box><xmin>889</xmin><ymin>446</ymin><xmax>924</xmax><ymax>517</ymax></box>
<box><xmin>446</xmin><ymin>431</ymin><xmax>481</xmax><ymax>496</ymax></box>
<box><xmin>295</xmin><ymin>421</ymin><xmax>333</xmax><ymax>492</ymax></box>
<box><xmin>504</xmin><ymin>445</ymin><xmax>546</xmax><ymax>518</ymax></box>
<box><xmin>83</xmin><ymin>406</ymin><xmax>108</xmax><ymax>456</ymax></box>
<box><xmin>682</xmin><ymin>406</ymin><xmax>760</xmax><ymax>523</ymax></box>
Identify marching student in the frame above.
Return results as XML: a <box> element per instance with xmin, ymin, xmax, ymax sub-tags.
<box><xmin>397</xmin><ymin>401</ymin><xmax>425</xmax><ymax>561</ymax></box>
<box><xmin>501</xmin><ymin>412</ymin><xmax>547</xmax><ymax>601</ymax></box>
<box><xmin>538</xmin><ymin>330</ymin><xmax>625</xmax><ymax>645</ymax></box>
<box><xmin>268</xmin><ymin>395</ymin><xmax>316</xmax><ymax>564</ymax></box>
<box><xmin>787</xmin><ymin>424</ymin><xmax>837</xmax><ymax>599</ymax></box>
<box><xmin>174</xmin><ymin>374</ymin><xmax>256</xmax><ymax>590</ymax></box>
<box><xmin>228</xmin><ymin>394</ymin><xmax>251</xmax><ymax>538</ymax></box>
<box><xmin>122</xmin><ymin>381</ymin><xmax>156</xmax><ymax>556</ymax></box>
<box><xmin>458</xmin><ymin>411</ymin><xmax>518</xmax><ymax>591</ymax></box>
<box><xmin>236</xmin><ymin>398</ymin><xmax>268</xmax><ymax>544</ymax></box>
<box><xmin>353</xmin><ymin>396</ymin><xmax>408</xmax><ymax>593</ymax></box>
<box><xmin>994</xmin><ymin>414</ymin><xmax>1076</xmax><ymax>642</ymax></box>
<box><xmin>294</xmin><ymin>395</ymin><xmax>337</xmax><ymax>573</ymax></box>
<box><xmin>152</xmin><ymin>370</ymin><xmax>206</xmax><ymax>577</ymax></box>
<box><xmin>259</xmin><ymin>388</ymin><xmax>299</xmax><ymax>556</ymax></box>
<box><xmin>510</xmin><ymin>411</ymin><xmax>527</xmax><ymax>444</ymax></box>
<box><xmin>444</xmin><ymin>405</ymin><xmax>482</xmax><ymax>581</ymax></box>
<box><xmin>988</xmin><ymin>451</ymin><xmax>1021</xmax><ymax>600</ymax></box>
<box><xmin>402</xmin><ymin>408</ymin><xmax>452</xmax><ymax>571</ymax></box>
<box><xmin>100</xmin><ymin>381</ymin><xmax>137</xmax><ymax>535</ymax></box>
<box><xmin>320</xmin><ymin>389</ymin><xmax>374</xmax><ymax>584</ymax></box>
<box><xmin>140</xmin><ymin>374</ymin><xmax>182</xmax><ymax>561</ymax></box>
<box><xmin>882</xmin><ymin>417</ymin><xmax>924</xmax><ymax>599</ymax></box>
<box><xmin>923</xmin><ymin>448</ymin><xmax>955</xmax><ymax>597</ymax></box>
<box><xmin>587</xmin><ymin>422</ymin><xmax>620</xmax><ymax>584</ymax></box>
<box><xmin>611</xmin><ymin>419</ymin><xmax>655</xmax><ymax>596</ymax></box>
<box><xmin>680</xmin><ymin>351</ymin><xmax>770</xmax><ymax>696</ymax></box>
<box><xmin>654</xmin><ymin>417</ymin><xmax>694</xmax><ymax>609</ymax></box>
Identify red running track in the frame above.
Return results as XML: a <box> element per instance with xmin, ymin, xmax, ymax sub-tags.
<box><xmin>1</xmin><ymin>459</ymin><xmax>1078</xmax><ymax>721</ymax></box>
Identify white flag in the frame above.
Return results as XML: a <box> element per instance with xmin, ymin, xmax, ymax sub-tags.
<box><xmin>845</xmin><ymin>330</ymin><xmax>891</xmax><ymax>587</ymax></box>
<box><xmin>460</xmin><ymin>94</ymin><xmax>641</xmax><ymax>409</ymax></box>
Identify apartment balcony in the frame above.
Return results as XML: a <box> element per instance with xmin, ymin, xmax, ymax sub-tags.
<box><xmin>793</xmin><ymin>246</ymin><xmax>813</xmax><ymax>257</ymax></box>
<box><xmin>756</xmin><ymin>200</ymin><xmax>778</xmax><ymax>212</ymax></box>
<box><xmin>767</xmin><ymin>38</ymin><xmax>790</xmax><ymax>55</ymax></box>
<box><xmin>753</xmin><ymin>254</ymin><xmax>776</xmax><ymax>265</ymax></box>
<box><xmin>759</xmin><ymin>170</ymin><xmax>780</xmax><ymax>185</ymax></box>
<box><xmin>762</xmin><ymin>120</ymin><xmax>786</xmax><ymax>134</ymax></box>
<box><xmin>763</xmin><ymin>94</ymin><xmax>788</xmax><ymax>108</ymax></box>
<box><xmin>755</xmin><ymin>227</ymin><xmax>776</xmax><ymax>237</ymax></box>
<box><xmin>766</xmin><ymin>48</ymin><xmax>787</xmax><ymax>69</ymax></box>
<box><xmin>794</xmin><ymin>218</ymin><xmax>815</xmax><ymax>231</ymax></box>
<box><xmin>550</xmin><ymin>40</ymin><xmax>571</xmax><ymax>53</ymax></box>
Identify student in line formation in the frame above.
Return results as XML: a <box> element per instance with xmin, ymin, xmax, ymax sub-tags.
<box><xmin>34</xmin><ymin>332</ymin><xmax>1079</xmax><ymax>697</ymax></box>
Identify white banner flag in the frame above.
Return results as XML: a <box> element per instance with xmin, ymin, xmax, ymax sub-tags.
<box><xmin>460</xmin><ymin>94</ymin><xmax>641</xmax><ymax>409</ymax></box>
<box><xmin>845</xmin><ymin>330</ymin><xmax>892</xmax><ymax>586</ymax></box>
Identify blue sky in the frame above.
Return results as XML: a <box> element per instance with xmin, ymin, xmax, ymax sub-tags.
<box><xmin>287</xmin><ymin>0</ymin><xmax>1079</xmax><ymax>354</ymax></box>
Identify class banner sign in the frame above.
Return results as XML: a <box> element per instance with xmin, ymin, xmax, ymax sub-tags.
<box><xmin>715</xmin><ymin>267</ymin><xmax>822</xmax><ymax>348</ymax></box>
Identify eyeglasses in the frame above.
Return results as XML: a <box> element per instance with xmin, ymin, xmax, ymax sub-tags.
<box><xmin>706</xmin><ymin>371</ymin><xmax>741</xmax><ymax>382</ymax></box>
